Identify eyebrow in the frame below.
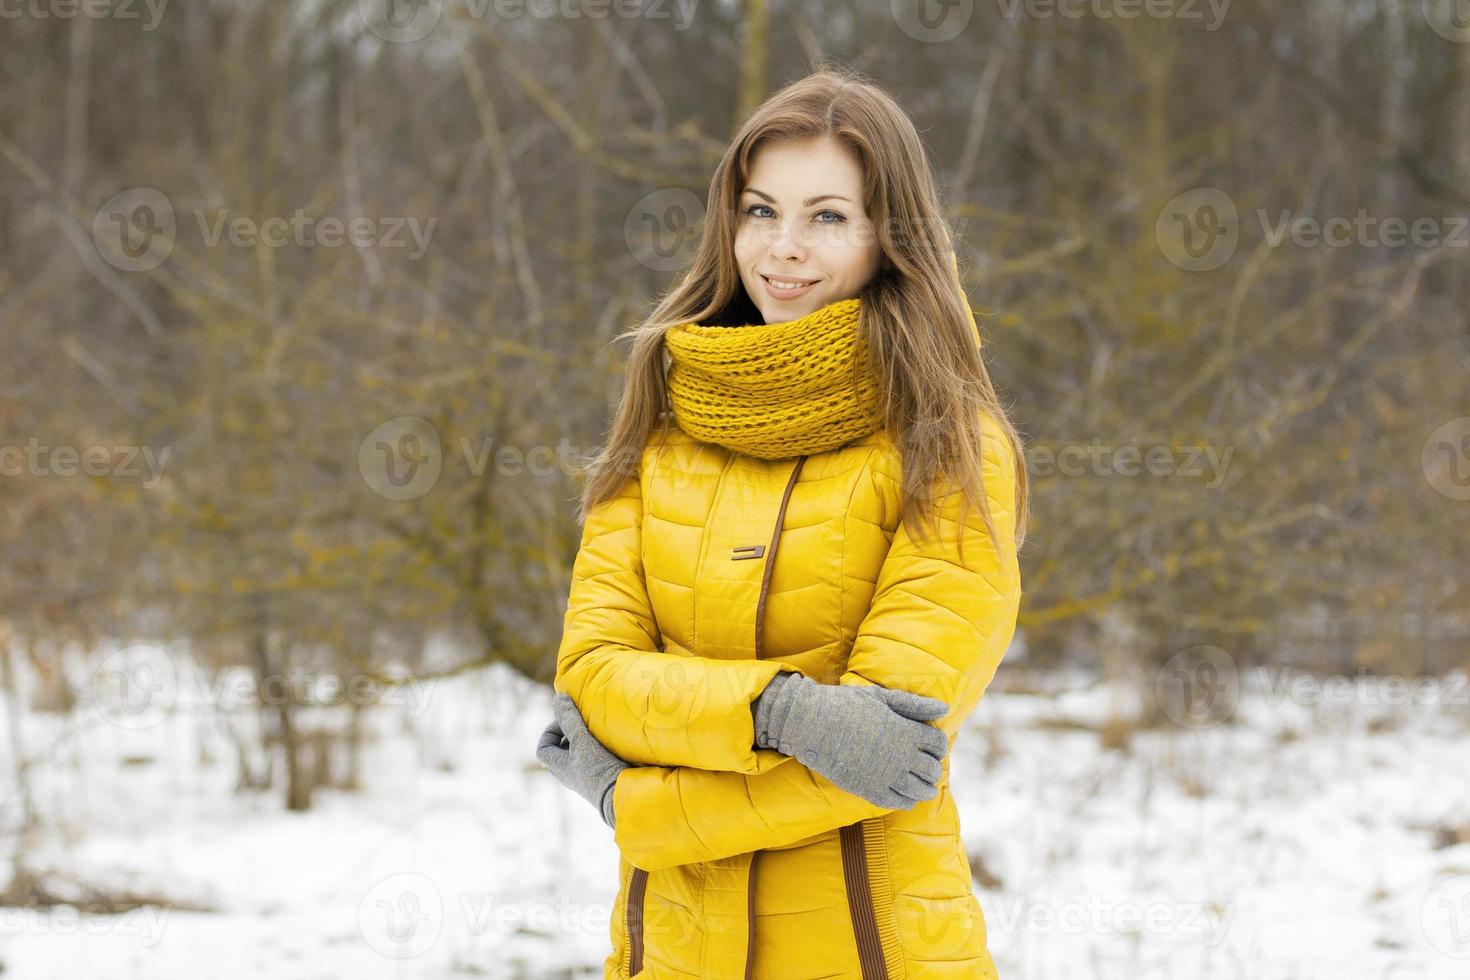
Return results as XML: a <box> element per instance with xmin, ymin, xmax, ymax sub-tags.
<box><xmin>742</xmin><ymin>188</ymin><xmax>852</xmax><ymax>206</ymax></box>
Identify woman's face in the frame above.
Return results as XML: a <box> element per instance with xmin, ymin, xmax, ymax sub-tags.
<box><xmin>734</xmin><ymin>135</ymin><xmax>883</xmax><ymax>323</ymax></box>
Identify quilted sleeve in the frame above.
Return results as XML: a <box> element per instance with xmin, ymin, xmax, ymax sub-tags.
<box><xmin>612</xmin><ymin>750</ymin><xmax>887</xmax><ymax>871</ymax></box>
<box><xmin>554</xmin><ymin>468</ymin><xmax>790</xmax><ymax>774</ymax></box>
<box><xmin>838</xmin><ymin>413</ymin><xmax>1023</xmax><ymax>746</ymax></box>
<box><xmin>611</xmin><ymin>424</ymin><xmax>1022</xmax><ymax>872</ymax></box>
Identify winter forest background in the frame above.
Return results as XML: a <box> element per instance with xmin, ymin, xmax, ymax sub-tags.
<box><xmin>2</xmin><ymin>0</ymin><xmax>1469</xmax><ymax>977</ymax></box>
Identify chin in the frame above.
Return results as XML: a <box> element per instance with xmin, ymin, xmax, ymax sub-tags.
<box><xmin>762</xmin><ymin>301</ymin><xmax>811</xmax><ymax>323</ymax></box>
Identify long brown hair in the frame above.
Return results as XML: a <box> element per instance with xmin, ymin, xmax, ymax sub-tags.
<box><xmin>578</xmin><ymin>65</ymin><xmax>1029</xmax><ymax>554</ymax></box>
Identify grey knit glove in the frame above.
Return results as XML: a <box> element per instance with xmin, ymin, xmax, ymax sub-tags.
<box><xmin>536</xmin><ymin>693</ymin><xmax>630</xmax><ymax>828</ymax></box>
<box><xmin>752</xmin><ymin>672</ymin><xmax>949</xmax><ymax>808</ymax></box>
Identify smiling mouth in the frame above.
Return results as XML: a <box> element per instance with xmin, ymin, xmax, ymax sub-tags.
<box><xmin>761</xmin><ymin>274</ymin><xmax>819</xmax><ymax>289</ymax></box>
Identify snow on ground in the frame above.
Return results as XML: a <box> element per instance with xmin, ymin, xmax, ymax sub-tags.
<box><xmin>1</xmin><ymin>649</ymin><xmax>1468</xmax><ymax>979</ymax></box>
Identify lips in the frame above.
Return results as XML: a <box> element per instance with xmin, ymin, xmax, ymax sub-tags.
<box><xmin>760</xmin><ymin>273</ymin><xmax>821</xmax><ymax>301</ymax></box>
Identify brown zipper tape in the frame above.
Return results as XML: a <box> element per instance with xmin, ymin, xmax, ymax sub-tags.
<box><xmin>754</xmin><ymin>455</ymin><xmax>807</xmax><ymax>660</ymax></box>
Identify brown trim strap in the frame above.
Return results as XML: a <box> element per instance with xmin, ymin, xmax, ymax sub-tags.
<box><xmin>754</xmin><ymin>455</ymin><xmax>807</xmax><ymax>660</ymax></box>
<box><xmin>744</xmin><ymin>852</ymin><xmax>759</xmax><ymax>979</ymax></box>
<box><xmin>743</xmin><ymin>454</ymin><xmax>808</xmax><ymax>978</ymax></box>
<box><xmin>627</xmin><ymin>866</ymin><xmax>648</xmax><ymax>977</ymax></box>
<box><xmin>840</xmin><ymin>823</ymin><xmax>890</xmax><ymax>980</ymax></box>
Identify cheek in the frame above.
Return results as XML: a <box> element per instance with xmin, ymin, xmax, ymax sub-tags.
<box><xmin>825</xmin><ymin>243</ymin><xmax>880</xmax><ymax>284</ymax></box>
<box><xmin>813</xmin><ymin>223</ymin><xmax>876</xmax><ymax>270</ymax></box>
<box><xmin>732</xmin><ymin>227</ymin><xmax>761</xmax><ymax>264</ymax></box>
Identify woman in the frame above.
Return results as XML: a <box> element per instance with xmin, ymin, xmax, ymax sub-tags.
<box><xmin>536</xmin><ymin>67</ymin><xmax>1028</xmax><ymax>980</ymax></box>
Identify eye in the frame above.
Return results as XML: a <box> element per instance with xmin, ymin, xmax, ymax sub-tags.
<box><xmin>814</xmin><ymin>209</ymin><xmax>847</xmax><ymax>223</ymax></box>
<box><xmin>743</xmin><ymin>203</ymin><xmax>774</xmax><ymax>219</ymax></box>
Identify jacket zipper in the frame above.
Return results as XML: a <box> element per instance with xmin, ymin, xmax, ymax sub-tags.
<box><xmin>627</xmin><ymin>865</ymin><xmax>648</xmax><ymax>977</ymax></box>
<box><xmin>750</xmin><ymin>451</ymin><xmax>889</xmax><ymax>977</ymax></box>
<box><xmin>754</xmin><ymin>455</ymin><xmax>807</xmax><ymax>661</ymax></box>
<box><xmin>745</xmin><ymin>454</ymin><xmax>808</xmax><ymax>979</ymax></box>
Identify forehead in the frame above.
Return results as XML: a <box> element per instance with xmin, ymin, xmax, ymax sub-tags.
<box><xmin>742</xmin><ymin>137</ymin><xmax>865</xmax><ymax>199</ymax></box>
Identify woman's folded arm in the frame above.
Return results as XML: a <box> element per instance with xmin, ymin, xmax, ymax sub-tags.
<box><xmin>839</xmin><ymin>420</ymin><xmax>1022</xmax><ymax>747</ymax></box>
<box><xmin>555</xmin><ymin>470</ymin><xmax>789</xmax><ymax>774</ymax></box>
<box><xmin>611</xmin><ymin>753</ymin><xmax>891</xmax><ymax>871</ymax></box>
<box><xmin>612</xmin><ymin>427</ymin><xmax>1023</xmax><ymax>871</ymax></box>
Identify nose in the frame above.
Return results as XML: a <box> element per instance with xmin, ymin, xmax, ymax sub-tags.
<box><xmin>766</xmin><ymin>219</ymin><xmax>807</xmax><ymax>263</ymax></box>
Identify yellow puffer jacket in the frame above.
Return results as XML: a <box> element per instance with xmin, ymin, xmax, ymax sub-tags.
<box><xmin>555</xmin><ymin>402</ymin><xmax>1022</xmax><ymax>978</ymax></box>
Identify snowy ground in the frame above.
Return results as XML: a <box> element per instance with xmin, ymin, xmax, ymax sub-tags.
<box><xmin>2</xmin><ymin>647</ymin><xmax>1468</xmax><ymax>979</ymax></box>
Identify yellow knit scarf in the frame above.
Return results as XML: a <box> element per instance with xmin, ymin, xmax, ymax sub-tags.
<box><xmin>663</xmin><ymin>296</ymin><xmax>884</xmax><ymax>460</ymax></box>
